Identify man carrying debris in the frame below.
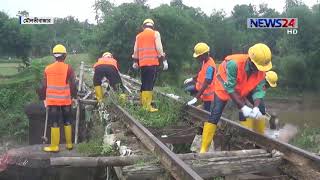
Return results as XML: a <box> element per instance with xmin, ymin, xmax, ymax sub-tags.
<box><xmin>200</xmin><ymin>43</ymin><xmax>272</xmax><ymax>153</ymax></box>
<box><xmin>94</xmin><ymin>52</ymin><xmax>126</xmax><ymax>103</ymax></box>
<box><xmin>132</xmin><ymin>18</ymin><xmax>168</xmax><ymax>112</ymax></box>
<box><xmin>240</xmin><ymin>70</ymin><xmax>278</xmax><ymax>132</ymax></box>
<box><xmin>41</xmin><ymin>44</ymin><xmax>77</xmax><ymax>152</ymax></box>
<box><xmin>184</xmin><ymin>42</ymin><xmax>216</xmax><ymax>112</ymax></box>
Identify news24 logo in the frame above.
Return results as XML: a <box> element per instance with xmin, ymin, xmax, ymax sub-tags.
<box><xmin>247</xmin><ymin>18</ymin><xmax>298</xmax><ymax>35</ymax></box>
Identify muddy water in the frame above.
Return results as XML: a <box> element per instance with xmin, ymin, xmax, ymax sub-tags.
<box><xmin>266</xmin><ymin>96</ymin><xmax>320</xmax><ymax>129</ymax></box>
<box><xmin>278</xmin><ymin>110</ymin><xmax>320</xmax><ymax>128</ymax></box>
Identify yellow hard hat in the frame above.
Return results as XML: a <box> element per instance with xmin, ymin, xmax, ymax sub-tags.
<box><xmin>52</xmin><ymin>44</ymin><xmax>67</xmax><ymax>54</ymax></box>
<box><xmin>143</xmin><ymin>18</ymin><xmax>154</xmax><ymax>26</ymax></box>
<box><xmin>193</xmin><ymin>42</ymin><xmax>210</xmax><ymax>58</ymax></box>
<box><xmin>102</xmin><ymin>52</ymin><xmax>112</xmax><ymax>57</ymax></box>
<box><xmin>248</xmin><ymin>43</ymin><xmax>272</xmax><ymax>72</ymax></box>
<box><xmin>266</xmin><ymin>71</ymin><xmax>278</xmax><ymax>88</ymax></box>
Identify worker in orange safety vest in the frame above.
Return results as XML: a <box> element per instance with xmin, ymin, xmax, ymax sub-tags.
<box><xmin>200</xmin><ymin>43</ymin><xmax>273</xmax><ymax>153</ymax></box>
<box><xmin>40</xmin><ymin>44</ymin><xmax>77</xmax><ymax>152</ymax></box>
<box><xmin>132</xmin><ymin>18</ymin><xmax>168</xmax><ymax>112</ymax></box>
<box><xmin>93</xmin><ymin>52</ymin><xmax>126</xmax><ymax>104</ymax></box>
<box><xmin>184</xmin><ymin>42</ymin><xmax>216</xmax><ymax>112</ymax></box>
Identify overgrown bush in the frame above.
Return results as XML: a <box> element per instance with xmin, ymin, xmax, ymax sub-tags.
<box><xmin>291</xmin><ymin>128</ymin><xmax>320</xmax><ymax>153</ymax></box>
<box><xmin>0</xmin><ymin>81</ymin><xmax>37</xmax><ymax>141</ymax></box>
<box><xmin>275</xmin><ymin>54</ymin><xmax>308</xmax><ymax>91</ymax></box>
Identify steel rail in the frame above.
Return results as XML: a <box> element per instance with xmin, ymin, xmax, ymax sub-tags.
<box><xmin>113</xmin><ymin>104</ymin><xmax>203</xmax><ymax>180</ymax></box>
<box><xmin>120</xmin><ymin>74</ymin><xmax>320</xmax><ymax>172</ymax></box>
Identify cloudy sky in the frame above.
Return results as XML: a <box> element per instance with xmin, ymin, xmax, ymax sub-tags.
<box><xmin>1</xmin><ymin>0</ymin><xmax>318</xmax><ymax>23</ymax></box>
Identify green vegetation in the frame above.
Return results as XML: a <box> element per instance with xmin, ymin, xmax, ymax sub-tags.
<box><xmin>77</xmin><ymin>100</ymin><xmax>117</xmax><ymax>156</ymax></box>
<box><xmin>91</xmin><ymin>0</ymin><xmax>320</xmax><ymax>92</ymax></box>
<box><xmin>0</xmin><ymin>81</ymin><xmax>37</xmax><ymax>141</ymax></box>
<box><xmin>77</xmin><ymin>139</ymin><xmax>115</xmax><ymax>156</ymax></box>
<box><xmin>0</xmin><ymin>11</ymin><xmax>94</xmax><ymax>62</ymax></box>
<box><xmin>291</xmin><ymin>128</ymin><xmax>320</xmax><ymax>153</ymax></box>
<box><xmin>0</xmin><ymin>63</ymin><xmax>21</xmax><ymax>76</ymax></box>
<box><xmin>1</xmin><ymin>0</ymin><xmax>318</xmax><ymax>92</ymax></box>
<box><xmin>121</xmin><ymin>93</ymin><xmax>184</xmax><ymax>128</ymax></box>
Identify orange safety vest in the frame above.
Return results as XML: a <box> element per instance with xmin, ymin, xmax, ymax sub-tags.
<box><xmin>45</xmin><ymin>62</ymin><xmax>72</xmax><ymax>106</ymax></box>
<box><xmin>215</xmin><ymin>54</ymin><xmax>265</xmax><ymax>101</ymax></box>
<box><xmin>136</xmin><ymin>28</ymin><xmax>159</xmax><ymax>67</ymax></box>
<box><xmin>93</xmin><ymin>57</ymin><xmax>119</xmax><ymax>71</ymax></box>
<box><xmin>195</xmin><ymin>57</ymin><xmax>216</xmax><ymax>101</ymax></box>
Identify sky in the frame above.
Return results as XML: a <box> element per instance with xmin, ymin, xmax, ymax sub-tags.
<box><xmin>0</xmin><ymin>0</ymin><xmax>319</xmax><ymax>23</ymax></box>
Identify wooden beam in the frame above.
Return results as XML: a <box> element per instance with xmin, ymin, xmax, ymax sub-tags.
<box><xmin>50</xmin><ymin>149</ymin><xmax>269</xmax><ymax>167</ymax></box>
<box><xmin>121</xmin><ymin>156</ymin><xmax>282</xmax><ymax>179</ymax></box>
<box><xmin>51</xmin><ymin>155</ymin><xmax>154</xmax><ymax>167</ymax></box>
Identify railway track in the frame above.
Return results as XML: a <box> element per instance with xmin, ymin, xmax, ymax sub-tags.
<box><xmin>3</xmin><ymin>69</ymin><xmax>320</xmax><ymax>180</ymax></box>
<box><xmin>120</xmin><ymin>74</ymin><xmax>320</xmax><ymax>179</ymax></box>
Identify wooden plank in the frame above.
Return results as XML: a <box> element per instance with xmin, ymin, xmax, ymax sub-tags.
<box><xmin>4</xmin><ymin>145</ymin><xmax>81</xmax><ymax>168</ymax></box>
<box><xmin>121</xmin><ymin>156</ymin><xmax>282</xmax><ymax>179</ymax></box>
<box><xmin>51</xmin><ymin>155</ymin><xmax>153</xmax><ymax>167</ymax></box>
<box><xmin>50</xmin><ymin>149</ymin><xmax>269</xmax><ymax>167</ymax></box>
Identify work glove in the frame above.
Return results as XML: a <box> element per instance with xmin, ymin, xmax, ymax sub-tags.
<box><xmin>250</xmin><ymin>107</ymin><xmax>263</xmax><ymax>119</ymax></box>
<box><xmin>132</xmin><ymin>62</ymin><xmax>139</xmax><ymax>70</ymax></box>
<box><xmin>241</xmin><ymin>105</ymin><xmax>253</xmax><ymax>118</ymax></box>
<box><xmin>187</xmin><ymin>98</ymin><xmax>197</xmax><ymax>105</ymax></box>
<box><xmin>162</xmin><ymin>60</ymin><xmax>168</xmax><ymax>71</ymax></box>
<box><xmin>184</xmin><ymin>77</ymin><xmax>193</xmax><ymax>85</ymax></box>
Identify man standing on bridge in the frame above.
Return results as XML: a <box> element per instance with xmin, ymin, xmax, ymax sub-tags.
<box><xmin>200</xmin><ymin>43</ymin><xmax>272</xmax><ymax>153</ymax></box>
<box><xmin>132</xmin><ymin>18</ymin><xmax>168</xmax><ymax>112</ymax></box>
<box><xmin>184</xmin><ymin>42</ymin><xmax>216</xmax><ymax>112</ymax></box>
<box><xmin>94</xmin><ymin>52</ymin><xmax>126</xmax><ymax>103</ymax></box>
<box><xmin>41</xmin><ymin>44</ymin><xmax>77</xmax><ymax>152</ymax></box>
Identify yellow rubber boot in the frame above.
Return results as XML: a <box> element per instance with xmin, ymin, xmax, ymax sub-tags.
<box><xmin>43</xmin><ymin>127</ymin><xmax>60</xmax><ymax>152</ymax></box>
<box><xmin>240</xmin><ymin>118</ymin><xmax>253</xmax><ymax>130</ymax></box>
<box><xmin>142</xmin><ymin>91</ymin><xmax>158</xmax><ymax>112</ymax></box>
<box><xmin>253</xmin><ymin>116</ymin><xmax>266</xmax><ymax>134</ymax></box>
<box><xmin>141</xmin><ymin>91</ymin><xmax>148</xmax><ymax>109</ymax></box>
<box><xmin>95</xmin><ymin>86</ymin><xmax>104</xmax><ymax>102</ymax></box>
<box><xmin>200</xmin><ymin>122</ymin><xmax>217</xmax><ymax>153</ymax></box>
<box><xmin>64</xmin><ymin>125</ymin><xmax>73</xmax><ymax>150</ymax></box>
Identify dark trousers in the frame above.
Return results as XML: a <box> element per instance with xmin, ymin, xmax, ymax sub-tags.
<box><xmin>48</xmin><ymin>105</ymin><xmax>72</xmax><ymax>126</ymax></box>
<box><xmin>140</xmin><ymin>66</ymin><xmax>158</xmax><ymax>91</ymax></box>
<box><xmin>208</xmin><ymin>94</ymin><xmax>227</xmax><ymax>124</ymax></box>
<box><xmin>203</xmin><ymin>101</ymin><xmax>212</xmax><ymax>112</ymax></box>
<box><xmin>93</xmin><ymin>65</ymin><xmax>124</xmax><ymax>92</ymax></box>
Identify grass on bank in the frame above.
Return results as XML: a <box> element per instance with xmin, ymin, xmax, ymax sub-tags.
<box><xmin>121</xmin><ymin>92</ymin><xmax>184</xmax><ymax>128</ymax></box>
<box><xmin>0</xmin><ymin>63</ymin><xmax>21</xmax><ymax>76</ymax></box>
<box><xmin>291</xmin><ymin>128</ymin><xmax>320</xmax><ymax>153</ymax></box>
